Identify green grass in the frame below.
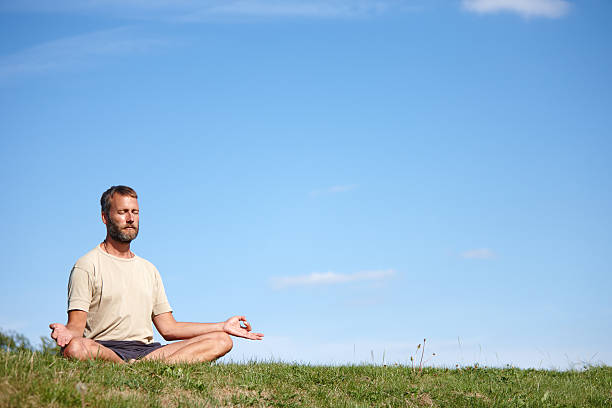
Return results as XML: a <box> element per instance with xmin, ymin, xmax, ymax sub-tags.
<box><xmin>1</xmin><ymin>349</ymin><xmax>610</xmax><ymax>407</ymax></box>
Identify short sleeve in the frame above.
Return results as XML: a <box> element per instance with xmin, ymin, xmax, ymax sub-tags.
<box><xmin>67</xmin><ymin>266</ymin><xmax>93</xmax><ymax>312</ymax></box>
<box><xmin>152</xmin><ymin>268</ymin><xmax>173</xmax><ymax>317</ymax></box>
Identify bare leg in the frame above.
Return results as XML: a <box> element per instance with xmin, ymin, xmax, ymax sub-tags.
<box><xmin>62</xmin><ymin>338</ymin><xmax>124</xmax><ymax>363</ymax></box>
<box><xmin>142</xmin><ymin>332</ymin><xmax>232</xmax><ymax>363</ymax></box>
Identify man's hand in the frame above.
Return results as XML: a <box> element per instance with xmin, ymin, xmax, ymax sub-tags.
<box><xmin>49</xmin><ymin>323</ymin><xmax>74</xmax><ymax>347</ymax></box>
<box><xmin>222</xmin><ymin>316</ymin><xmax>264</xmax><ymax>340</ymax></box>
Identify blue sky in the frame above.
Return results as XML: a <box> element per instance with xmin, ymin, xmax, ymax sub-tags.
<box><xmin>0</xmin><ymin>0</ymin><xmax>610</xmax><ymax>369</ymax></box>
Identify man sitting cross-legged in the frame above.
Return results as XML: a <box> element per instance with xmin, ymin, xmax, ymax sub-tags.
<box><xmin>49</xmin><ymin>185</ymin><xmax>263</xmax><ymax>363</ymax></box>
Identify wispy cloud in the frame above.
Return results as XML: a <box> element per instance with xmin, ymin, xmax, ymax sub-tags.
<box><xmin>462</xmin><ymin>0</ymin><xmax>570</xmax><ymax>18</ymax></box>
<box><xmin>0</xmin><ymin>27</ymin><xmax>168</xmax><ymax>81</ymax></box>
<box><xmin>310</xmin><ymin>184</ymin><xmax>358</xmax><ymax>196</ymax></box>
<box><xmin>179</xmin><ymin>1</ymin><xmax>392</xmax><ymax>20</ymax></box>
<box><xmin>271</xmin><ymin>269</ymin><xmax>395</xmax><ymax>288</ymax></box>
<box><xmin>460</xmin><ymin>248</ymin><xmax>496</xmax><ymax>259</ymax></box>
<box><xmin>1</xmin><ymin>1</ymin><xmax>422</xmax><ymax>20</ymax></box>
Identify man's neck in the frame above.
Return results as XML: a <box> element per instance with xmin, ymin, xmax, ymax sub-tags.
<box><xmin>101</xmin><ymin>237</ymin><xmax>133</xmax><ymax>259</ymax></box>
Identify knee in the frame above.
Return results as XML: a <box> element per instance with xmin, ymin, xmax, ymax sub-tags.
<box><xmin>215</xmin><ymin>332</ymin><xmax>233</xmax><ymax>356</ymax></box>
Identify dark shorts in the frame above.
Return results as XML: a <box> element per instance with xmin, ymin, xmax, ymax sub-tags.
<box><xmin>96</xmin><ymin>340</ymin><xmax>163</xmax><ymax>361</ymax></box>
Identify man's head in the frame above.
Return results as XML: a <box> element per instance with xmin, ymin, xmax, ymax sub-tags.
<box><xmin>100</xmin><ymin>185</ymin><xmax>139</xmax><ymax>243</ymax></box>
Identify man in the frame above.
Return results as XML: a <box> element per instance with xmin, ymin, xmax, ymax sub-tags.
<box><xmin>49</xmin><ymin>185</ymin><xmax>263</xmax><ymax>363</ymax></box>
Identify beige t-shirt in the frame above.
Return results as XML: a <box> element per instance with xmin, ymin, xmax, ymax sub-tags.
<box><xmin>67</xmin><ymin>246</ymin><xmax>173</xmax><ymax>344</ymax></box>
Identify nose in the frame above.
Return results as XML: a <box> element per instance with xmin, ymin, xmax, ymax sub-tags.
<box><xmin>125</xmin><ymin>212</ymin><xmax>134</xmax><ymax>223</ymax></box>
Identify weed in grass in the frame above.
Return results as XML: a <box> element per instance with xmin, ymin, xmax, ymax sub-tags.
<box><xmin>419</xmin><ymin>338</ymin><xmax>426</xmax><ymax>375</ymax></box>
<box><xmin>408</xmin><ymin>338</ymin><xmax>436</xmax><ymax>377</ymax></box>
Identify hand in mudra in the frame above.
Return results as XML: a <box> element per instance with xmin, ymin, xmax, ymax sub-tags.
<box><xmin>223</xmin><ymin>316</ymin><xmax>264</xmax><ymax>340</ymax></box>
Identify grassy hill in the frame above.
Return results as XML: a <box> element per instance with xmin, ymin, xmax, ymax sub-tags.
<box><xmin>1</xmin><ymin>347</ymin><xmax>611</xmax><ymax>407</ymax></box>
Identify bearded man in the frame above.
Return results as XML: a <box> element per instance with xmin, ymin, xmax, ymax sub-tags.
<box><xmin>49</xmin><ymin>185</ymin><xmax>263</xmax><ymax>363</ymax></box>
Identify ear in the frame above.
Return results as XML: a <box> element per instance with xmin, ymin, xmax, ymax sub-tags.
<box><xmin>101</xmin><ymin>211</ymin><xmax>108</xmax><ymax>226</ymax></box>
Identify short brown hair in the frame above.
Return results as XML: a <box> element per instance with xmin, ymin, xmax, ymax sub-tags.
<box><xmin>100</xmin><ymin>185</ymin><xmax>138</xmax><ymax>217</ymax></box>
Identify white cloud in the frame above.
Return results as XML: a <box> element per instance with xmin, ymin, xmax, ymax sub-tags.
<box><xmin>460</xmin><ymin>248</ymin><xmax>496</xmax><ymax>259</ymax></box>
<box><xmin>462</xmin><ymin>0</ymin><xmax>570</xmax><ymax>18</ymax></box>
<box><xmin>0</xmin><ymin>28</ymin><xmax>168</xmax><ymax>80</ymax></box>
<box><xmin>271</xmin><ymin>269</ymin><xmax>395</xmax><ymax>288</ymax></box>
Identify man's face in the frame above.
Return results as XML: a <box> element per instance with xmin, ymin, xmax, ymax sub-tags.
<box><xmin>103</xmin><ymin>194</ymin><xmax>139</xmax><ymax>243</ymax></box>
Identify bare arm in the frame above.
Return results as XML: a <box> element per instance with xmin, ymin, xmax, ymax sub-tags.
<box><xmin>153</xmin><ymin>312</ymin><xmax>264</xmax><ymax>341</ymax></box>
<box><xmin>49</xmin><ymin>310</ymin><xmax>87</xmax><ymax>347</ymax></box>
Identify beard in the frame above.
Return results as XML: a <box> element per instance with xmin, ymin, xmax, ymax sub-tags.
<box><xmin>107</xmin><ymin>217</ymin><xmax>139</xmax><ymax>243</ymax></box>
